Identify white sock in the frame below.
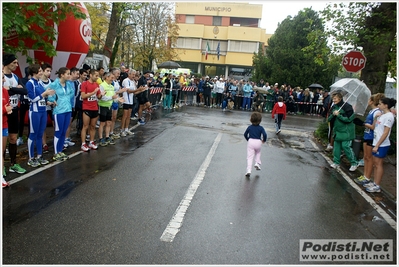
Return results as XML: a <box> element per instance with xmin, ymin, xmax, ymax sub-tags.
<box><xmin>125</xmin><ymin>128</ymin><xmax>128</xmax><ymax>131</ymax></box>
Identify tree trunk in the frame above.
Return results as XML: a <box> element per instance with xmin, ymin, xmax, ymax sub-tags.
<box><xmin>359</xmin><ymin>3</ymin><xmax>397</xmax><ymax>94</ymax></box>
<box><xmin>103</xmin><ymin>3</ymin><xmax>123</xmax><ymax>67</ymax></box>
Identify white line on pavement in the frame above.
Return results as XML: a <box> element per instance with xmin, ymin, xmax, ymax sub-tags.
<box><xmin>160</xmin><ymin>132</ymin><xmax>223</xmax><ymax>242</ymax></box>
<box><xmin>308</xmin><ymin>138</ymin><xmax>397</xmax><ymax>231</ymax></box>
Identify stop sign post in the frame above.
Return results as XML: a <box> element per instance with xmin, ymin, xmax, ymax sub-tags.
<box><xmin>342</xmin><ymin>51</ymin><xmax>367</xmax><ymax>73</ymax></box>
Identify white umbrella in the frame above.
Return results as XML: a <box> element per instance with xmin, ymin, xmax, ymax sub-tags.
<box><xmin>329</xmin><ymin>78</ymin><xmax>371</xmax><ymax>115</ymax></box>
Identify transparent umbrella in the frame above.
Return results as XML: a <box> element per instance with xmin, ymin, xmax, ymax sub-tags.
<box><xmin>329</xmin><ymin>78</ymin><xmax>371</xmax><ymax>116</ymax></box>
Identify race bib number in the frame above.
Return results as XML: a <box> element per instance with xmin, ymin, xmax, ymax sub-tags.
<box><xmin>38</xmin><ymin>100</ymin><xmax>46</xmax><ymax>106</ymax></box>
<box><xmin>88</xmin><ymin>95</ymin><xmax>97</xmax><ymax>101</ymax></box>
<box><xmin>9</xmin><ymin>95</ymin><xmax>18</xmax><ymax>107</ymax></box>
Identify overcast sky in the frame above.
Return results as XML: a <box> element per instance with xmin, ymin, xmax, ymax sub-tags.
<box><xmin>252</xmin><ymin>1</ymin><xmax>331</xmax><ymax>34</ymax></box>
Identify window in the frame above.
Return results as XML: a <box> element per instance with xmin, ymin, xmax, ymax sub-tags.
<box><xmin>229</xmin><ymin>17</ymin><xmax>259</xmax><ymax>27</ymax></box>
<box><xmin>213</xmin><ymin>16</ymin><xmax>222</xmax><ymax>26</ymax></box>
<box><xmin>176</xmin><ymin>38</ymin><xmax>201</xmax><ymax>49</ymax></box>
<box><xmin>186</xmin><ymin>15</ymin><xmax>194</xmax><ymax>24</ymax></box>
<box><xmin>229</xmin><ymin>41</ymin><xmax>257</xmax><ymax>53</ymax></box>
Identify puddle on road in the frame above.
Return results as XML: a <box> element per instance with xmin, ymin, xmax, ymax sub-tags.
<box><xmin>3</xmin><ymin>179</ymin><xmax>83</xmax><ymax>228</ymax></box>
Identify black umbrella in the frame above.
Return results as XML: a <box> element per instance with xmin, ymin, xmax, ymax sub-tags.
<box><xmin>308</xmin><ymin>83</ymin><xmax>324</xmax><ymax>89</ymax></box>
<box><xmin>158</xmin><ymin>61</ymin><xmax>181</xmax><ymax>69</ymax></box>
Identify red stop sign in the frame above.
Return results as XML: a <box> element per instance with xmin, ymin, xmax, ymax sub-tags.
<box><xmin>342</xmin><ymin>51</ymin><xmax>367</xmax><ymax>73</ymax></box>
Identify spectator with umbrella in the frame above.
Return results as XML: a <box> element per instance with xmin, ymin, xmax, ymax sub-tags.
<box><xmin>328</xmin><ymin>92</ymin><xmax>358</xmax><ymax>172</ymax></box>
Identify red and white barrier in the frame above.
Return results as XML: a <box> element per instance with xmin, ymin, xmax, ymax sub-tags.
<box><xmin>182</xmin><ymin>86</ymin><xmax>196</xmax><ymax>92</ymax></box>
<box><xmin>150</xmin><ymin>87</ymin><xmax>163</xmax><ymax>94</ymax></box>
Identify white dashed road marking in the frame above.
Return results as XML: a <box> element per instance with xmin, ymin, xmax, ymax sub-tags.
<box><xmin>160</xmin><ymin>132</ymin><xmax>223</xmax><ymax>242</ymax></box>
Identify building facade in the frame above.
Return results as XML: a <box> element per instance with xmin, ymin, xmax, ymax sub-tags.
<box><xmin>174</xmin><ymin>2</ymin><xmax>271</xmax><ymax>80</ymax></box>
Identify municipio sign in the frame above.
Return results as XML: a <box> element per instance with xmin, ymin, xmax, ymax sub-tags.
<box><xmin>342</xmin><ymin>51</ymin><xmax>367</xmax><ymax>73</ymax></box>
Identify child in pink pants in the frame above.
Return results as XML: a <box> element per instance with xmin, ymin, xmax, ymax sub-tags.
<box><xmin>243</xmin><ymin>112</ymin><xmax>267</xmax><ymax>177</ymax></box>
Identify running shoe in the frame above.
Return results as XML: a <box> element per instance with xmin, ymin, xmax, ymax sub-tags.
<box><xmin>126</xmin><ymin>130</ymin><xmax>134</xmax><ymax>135</ymax></box>
<box><xmin>106</xmin><ymin>137</ymin><xmax>115</xmax><ymax>145</ymax></box>
<box><xmin>9</xmin><ymin>164</ymin><xmax>27</xmax><ymax>174</ymax></box>
<box><xmin>59</xmin><ymin>152</ymin><xmax>69</xmax><ymax>160</ymax></box>
<box><xmin>365</xmin><ymin>183</ymin><xmax>381</xmax><ymax>193</ymax></box>
<box><xmin>330</xmin><ymin>163</ymin><xmax>339</xmax><ymax>169</ymax></box>
<box><xmin>363</xmin><ymin>181</ymin><xmax>375</xmax><ymax>188</ymax></box>
<box><xmin>276</xmin><ymin>129</ymin><xmax>281</xmax><ymax>134</ymax></box>
<box><xmin>36</xmin><ymin>157</ymin><xmax>49</xmax><ymax>165</ymax></box>
<box><xmin>89</xmin><ymin>141</ymin><xmax>98</xmax><ymax>150</ymax></box>
<box><xmin>254</xmin><ymin>163</ymin><xmax>261</xmax><ymax>171</ymax></box>
<box><xmin>81</xmin><ymin>143</ymin><xmax>90</xmax><ymax>152</ymax></box>
<box><xmin>99</xmin><ymin>138</ymin><xmax>108</xmax><ymax>147</ymax></box>
<box><xmin>349</xmin><ymin>164</ymin><xmax>358</xmax><ymax>172</ymax></box>
<box><xmin>43</xmin><ymin>144</ymin><xmax>49</xmax><ymax>153</ymax></box>
<box><xmin>65</xmin><ymin>138</ymin><xmax>75</xmax><ymax>146</ymax></box>
<box><xmin>245</xmin><ymin>171</ymin><xmax>251</xmax><ymax>177</ymax></box>
<box><xmin>53</xmin><ymin>153</ymin><xmax>64</xmax><ymax>162</ymax></box>
<box><xmin>28</xmin><ymin>158</ymin><xmax>41</xmax><ymax>168</ymax></box>
<box><xmin>2</xmin><ymin>180</ymin><xmax>10</xmax><ymax>188</ymax></box>
<box><xmin>325</xmin><ymin>145</ymin><xmax>333</xmax><ymax>152</ymax></box>
<box><xmin>138</xmin><ymin>119</ymin><xmax>146</xmax><ymax>125</ymax></box>
<box><xmin>111</xmin><ymin>133</ymin><xmax>121</xmax><ymax>139</ymax></box>
<box><xmin>354</xmin><ymin>175</ymin><xmax>370</xmax><ymax>185</ymax></box>
<box><xmin>120</xmin><ymin>131</ymin><xmax>127</xmax><ymax>137</ymax></box>
<box><xmin>17</xmin><ymin>137</ymin><xmax>24</xmax><ymax>146</ymax></box>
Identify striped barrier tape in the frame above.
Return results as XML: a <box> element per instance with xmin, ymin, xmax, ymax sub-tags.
<box><xmin>182</xmin><ymin>86</ymin><xmax>196</xmax><ymax>92</ymax></box>
<box><xmin>150</xmin><ymin>87</ymin><xmax>163</xmax><ymax>94</ymax></box>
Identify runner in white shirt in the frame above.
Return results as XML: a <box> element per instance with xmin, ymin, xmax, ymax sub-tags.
<box><xmin>120</xmin><ymin>69</ymin><xmax>137</xmax><ymax>136</ymax></box>
<box><xmin>364</xmin><ymin>97</ymin><xmax>396</xmax><ymax>193</ymax></box>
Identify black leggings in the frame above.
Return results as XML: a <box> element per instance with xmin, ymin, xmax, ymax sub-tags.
<box><xmin>18</xmin><ymin>103</ymin><xmax>30</xmax><ymax>137</ymax></box>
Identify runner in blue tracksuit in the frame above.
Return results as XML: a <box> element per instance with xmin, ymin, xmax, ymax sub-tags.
<box><xmin>26</xmin><ymin>64</ymin><xmax>55</xmax><ymax>167</ymax></box>
<box><xmin>47</xmin><ymin>67</ymin><xmax>74</xmax><ymax>161</ymax></box>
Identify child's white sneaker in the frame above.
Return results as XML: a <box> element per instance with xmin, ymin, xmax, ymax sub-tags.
<box><xmin>254</xmin><ymin>163</ymin><xmax>261</xmax><ymax>170</ymax></box>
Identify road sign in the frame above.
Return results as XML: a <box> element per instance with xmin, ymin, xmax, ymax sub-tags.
<box><xmin>342</xmin><ymin>51</ymin><xmax>367</xmax><ymax>73</ymax></box>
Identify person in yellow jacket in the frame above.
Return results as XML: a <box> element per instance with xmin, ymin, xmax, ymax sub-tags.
<box><xmin>97</xmin><ymin>72</ymin><xmax>124</xmax><ymax>147</ymax></box>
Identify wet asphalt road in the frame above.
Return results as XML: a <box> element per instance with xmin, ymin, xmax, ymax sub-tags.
<box><xmin>2</xmin><ymin>106</ymin><xmax>397</xmax><ymax>264</ymax></box>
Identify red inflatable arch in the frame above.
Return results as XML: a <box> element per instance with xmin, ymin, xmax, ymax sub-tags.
<box><xmin>5</xmin><ymin>2</ymin><xmax>91</xmax><ymax>80</ymax></box>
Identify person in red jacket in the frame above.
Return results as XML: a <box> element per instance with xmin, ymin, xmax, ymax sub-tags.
<box><xmin>272</xmin><ymin>96</ymin><xmax>286</xmax><ymax>134</ymax></box>
<box><xmin>2</xmin><ymin>75</ymin><xmax>13</xmax><ymax>188</ymax></box>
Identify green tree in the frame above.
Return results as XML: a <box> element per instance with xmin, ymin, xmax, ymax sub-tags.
<box><xmin>320</xmin><ymin>2</ymin><xmax>397</xmax><ymax>94</ymax></box>
<box><xmin>252</xmin><ymin>44</ymin><xmax>272</xmax><ymax>82</ymax></box>
<box><xmin>262</xmin><ymin>8</ymin><xmax>337</xmax><ymax>88</ymax></box>
<box><xmin>3</xmin><ymin>3</ymin><xmax>86</xmax><ymax>59</ymax></box>
<box><xmin>96</xmin><ymin>2</ymin><xmax>178</xmax><ymax>70</ymax></box>
<box><xmin>126</xmin><ymin>2</ymin><xmax>179</xmax><ymax>71</ymax></box>
<box><xmin>85</xmin><ymin>2</ymin><xmax>110</xmax><ymax>55</ymax></box>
